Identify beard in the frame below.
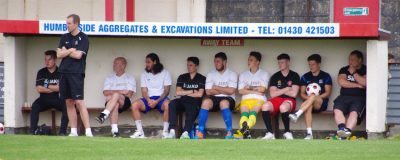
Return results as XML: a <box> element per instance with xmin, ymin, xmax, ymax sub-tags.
<box><xmin>145</xmin><ymin>67</ymin><xmax>152</xmax><ymax>73</ymax></box>
<box><xmin>216</xmin><ymin>65</ymin><xmax>225</xmax><ymax>72</ymax></box>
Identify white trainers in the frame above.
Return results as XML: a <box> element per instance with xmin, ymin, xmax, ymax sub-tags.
<box><xmin>165</xmin><ymin>130</ymin><xmax>176</xmax><ymax>139</ymax></box>
<box><xmin>130</xmin><ymin>130</ymin><xmax>146</xmax><ymax>139</ymax></box>
<box><xmin>85</xmin><ymin>133</ymin><xmax>93</xmax><ymax>137</ymax></box>
<box><xmin>283</xmin><ymin>132</ymin><xmax>294</xmax><ymax>140</ymax></box>
<box><xmin>180</xmin><ymin>131</ymin><xmax>190</xmax><ymax>139</ymax></box>
<box><xmin>162</xmin><ymin>131</ymin><xmax>170</xmax><ymax>139</ymax></box>
<box><xmin>68</xmin><ymin>133</ymin><xmax>78</xmax><ymax>137</ymax></box>
<box><xmin>261</xmin><ymin>132</ymin><xmax>275</xmax><ymax>140</ymax></box>
<box><xmin>304</xmin><ymin>134</ymin><xmax>313</xmax><ymax>140</ymax></box>
<box><xmin>289</xmin><ymin>114</ymin><xmax>298</xmax><ymax>123</ymax></box>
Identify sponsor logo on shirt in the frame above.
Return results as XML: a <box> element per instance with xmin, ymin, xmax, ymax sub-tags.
<box><xmin>217</xmin><ymin>81</ymin><xmax>228</xmax><ymax>87</ymax></box>
<box><xmin>184</xmin><ymin>83</ymin><xmax>199</xmax><ymax>89</ymax></box>
<box><xmin>249</xmin><ymin>81</ymin><xmax>261</xmax><ymax>86</ymax></box>
<box><xmin>347</xmin><ymin>75</ymin><xmax>356</xmax><ymax>82</ymax></box>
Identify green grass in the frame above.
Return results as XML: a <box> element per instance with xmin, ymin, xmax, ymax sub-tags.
<box><xmin>1</xmin><ymin>135</ymin><xmax>400</xmax><ymax>160</ymax></box>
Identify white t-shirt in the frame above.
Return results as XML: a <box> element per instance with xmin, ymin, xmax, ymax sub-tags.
<box><xmin>239</xmin><ymin>69</ymin><xmax>269</xmax><ymax>101</ymax></box>
<box><xmin>103</xmin><ymin>73</ymin><xmax>136</xmax><ymax>93</ymax></box>
<box><xmin>140</xmin><ymin>69</ymin><xmax>172</xmax><ymax>97</ymax></box>
<box><xmin>205</xmin><ymin>68</ymin><xmax>238</xmax><ymax>99</ymax></box>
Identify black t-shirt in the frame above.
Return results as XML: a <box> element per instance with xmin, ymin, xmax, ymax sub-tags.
<box><xmin>339</xmin><ymin>65</ymin><xmax>366</xmax><ymax>97</ymax></box>
<box><xmin>176</xmin><ymin>73</ymin><xmax>206</xmax><ymax>100</ymax></box>
<box><xmin>58</xmin><ymin>32</ymin><xmax>89</xmax><ymax>74</ymax></box>
<box><xmin>36</xmin><ymin>67</ymin><xmax>60</xmax><ymax>99</ymax></box>
<box><xmin>269</xmin><ymin>70</ymin><xmax>300</xmax><ymax>99</ymax></box>
<box><xmin>300</xmin><ymin>71</ymin><xmax>333</xmax><ymax>101</ymax></box>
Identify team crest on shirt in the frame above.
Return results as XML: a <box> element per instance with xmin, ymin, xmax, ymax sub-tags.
<box><xmin>319</xmin><ymin>79</ymin><xmax>323</xmax><ymax>84</ymax></box>
<box><xmin>287</xmin><ymin>81</ymin><xmax>292</xmax><ymax>86</ymax></box>
<box><xmin>75</xmin><ymin>40</ymin><xmax>78</xmax><ymax>45</ymax></box>
<box><xmin>277</xmin><ymin>80</ymin><xmax>282</xmax><ymax>87</ymax></box>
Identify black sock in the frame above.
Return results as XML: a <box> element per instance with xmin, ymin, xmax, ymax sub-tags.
<box><xmin>345</xmin><ymin>128</ymin><xmax>352</xmax><ymax>132</ymax></box>
<box><xmin>281</xmin><ymin>112</ymin><xmax>290</xmax><ymax>133</ymax></box>
<box><xmin>338</xmin><ymin>123</ymin><xmax>346</xmax><ymax>130</ymax></box>
<box><xmin>262</xmin><ymin>111</ymin><xmax>273</xmax><ymax>133</ymax></box>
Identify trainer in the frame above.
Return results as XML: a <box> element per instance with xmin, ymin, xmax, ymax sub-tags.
<box><xmin>56</xmin><ymin>14</ymin><xmax>92</xmax><ymax>137</ymax></box>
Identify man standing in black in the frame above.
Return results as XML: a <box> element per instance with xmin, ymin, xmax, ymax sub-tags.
<box><xmin>165</xmin><ymin>57</ymin><xmax>206</xmax><ymax>139</ymax></box>
<box><xmin>56</xmin><ymin>14</ymin><xmax>92</xmax><ymax>137</ymax></box>
<box><xmin>31</xmin><ymin>50</ymin><xmax>68</xmax><ymax>135</ymax></box>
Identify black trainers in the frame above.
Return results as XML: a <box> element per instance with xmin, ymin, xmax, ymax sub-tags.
<box><xmin>112</xmin><ymin>132</ymin><xmax>120</xmax><ymax>138</ymax></box>
<box><xmin>337</xmin><ymin>127</ymin><xmax>352</xmax><ymax>138</ymax></box>
<box><xmin>58</xmin><ymin>132</ymin><xmax>67</xmax><ymax>136</ymax></box>
<box><xmin>95</xmin><ymin>113</ymin><xmax>106</xmax><ymax>124</ymax></box>
<box><xmin>241</xmin><ymin>121</ymin><xmax>251</xmax><ymax>139</ymax></box>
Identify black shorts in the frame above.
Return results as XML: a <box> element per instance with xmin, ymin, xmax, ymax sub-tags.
<box><xmin>333</xmin><ymin>95</ymin><xmax>366</xmax><ymax>117</ymax></box>
<box><xmin>207</xmin><ymin>96</ymin><xmax>236</xmax><ymax>112</ymax></box>
<box><xmin>313</xmin><ymin>99</ymin><xmax>329</xmax><ymax>113</ymax></box>
<box><xmin>59</xmin><ymin>73</ymin><xmax>84</xmax><ymax>100</ymax></box>
<box><xmin>104</xmin><ymin>96</ymin><xmax>131</xmax><ymax>113</ymax></box>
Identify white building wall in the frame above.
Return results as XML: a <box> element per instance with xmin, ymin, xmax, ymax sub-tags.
<box><xmin>366</xmin><ymin>40</ymin><xmax>388</xmax><ymax>135</ymax></box>
<box><xmin>4</xmin><ymin>37</ymin><xmax>26</xmax><ymax>128</ymax></box>
<box><xmin>135</xmin><ymin>0</ymin><xmax>177</xmax><ymax>22</ymax></box>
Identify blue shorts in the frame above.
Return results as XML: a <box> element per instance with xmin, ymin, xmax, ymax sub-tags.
<box><xmin>141</xmin><ymin>96</ymin><xmax>169</xmax><ymax>113</ymax></box>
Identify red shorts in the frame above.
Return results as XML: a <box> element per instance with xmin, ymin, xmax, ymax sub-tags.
<box><xmin>268</xmin><ymin>97</ymin><xmax>296</xmax><ymax>116</ymax></box>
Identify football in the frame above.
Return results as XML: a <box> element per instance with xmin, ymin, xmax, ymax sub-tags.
<box><xmin>306</xmin><ymin>83</ymin><xmax>321</xmax><ymax>96</ymax></box>
<box><xmin>0</xmin><ymin>123</ymin><xmax>4</xmax><ymax>134</ymax></box>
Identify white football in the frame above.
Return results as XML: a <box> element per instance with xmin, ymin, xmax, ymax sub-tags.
<box><xmin>0</xmin><ymin>123</ymin><xmax>4</xmax><ymax>134</ymax></box>
<box><xmin>306</xmin><ymin>83</ymin><xmax>321</xmax><ymax>96</ymax></box>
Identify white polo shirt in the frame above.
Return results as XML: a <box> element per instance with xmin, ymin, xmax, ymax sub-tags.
<box><xmin>205</xmin><ymin>68</ymin><xmax>238</xmax><ymax>99</ymax></box>
<box><xmin>103</xmin><ymin>73</ymin><xmax>136</xmax><ymax>93</ymax></box>
<box><xmin>140</xmin><ymin>69</ymin><xmax>172</xmax><ymax>97</ymax></box>
<box><xmin>239</xmin><ymin>69</ymin><xmax>269</xmax><ymax>101</ymax></box>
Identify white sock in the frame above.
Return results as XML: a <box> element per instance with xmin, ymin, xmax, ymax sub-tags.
<box><xmin>102</xmin><ymin>109</ymin><xmax>110</xmax><ymax>117</ymax></box>
<box><xmin>170</xmin><ymin>129</ymin><xmax>175</xmax><ymax>134</ymax></box>
<box><xmin>111</xmin><ymin>124</ymin><xmax>118</xmax><ymax>133</ymax></box>
<box><xmin>85</xmin><ymin>128</ymin><xmax>92</xmax><ymax>135</ymax></box>
<box><xmin>307</xmin><ymin>128</ymin><xmax>312</xmax><ymax>135</ymax></box>
<box><xmin>71</xmin><ymin>128</ymin><xmax>78</xmax><ymax>135</ymax></box>
<box><xmin>295</xmin><ymin>110</ymin><xmax>304</xmax><ymax>117</ymax></box>
<box><xmin>135</xmin><ymin>120</ymin><xmax>143</xmax><ymax>133</ymax></box>
<box><xmin>163</xmin><ymin>122</ymin><xmax>169</xmax><ymax>132</ymax></box>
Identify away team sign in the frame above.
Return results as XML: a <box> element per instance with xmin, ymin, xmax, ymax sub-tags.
<box><xmin>39</xmin><ymin>20</ymin><xmax>340</xmax><ymax>38</ymax></box>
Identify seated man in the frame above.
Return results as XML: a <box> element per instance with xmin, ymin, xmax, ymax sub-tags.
<box><xmin>130</xmin><ymin>53</ymin><xmax>172</xmax><ymax>139</ymax></box>
<box><xmin>333</xmin><ymin>50</ymin><xmax>366</xmax><ymax>139</ymax></box>
<box><xmin>261</xmin><ymin>53</ymin><xmax>300</xmax><ymax>140</ymax></box>
<box><xmin>195</xmin><ymin>52</ymin><xmax>238</xmax><ymax>139</ymax></box>
<box><xmin>95</xmin><ymin>57</ymin><xmax>136</xmax><ymax>137</ymax></box>
<box><xmin>289</xmin><ymin>54</ymin><xmax>332</xmax><ymax>140</ymax></box>
<box><xmin>166</xmin><ymin>57</ymin><xmax>206</xmax><ymax>139</ymax></box>
<box><xmin>235</xmin><ymin>51</ymin><xmax>269</xmax><ymax>139</ymax></box>
<box><xmin>31</xmin><ymin>50</ymin><xmax>68</xmax><ymax>135</ymax></box>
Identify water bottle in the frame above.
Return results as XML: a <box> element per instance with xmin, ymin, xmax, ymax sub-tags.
<box><xmin>190</xmin><ymin>123</ymin><xmax>198</xmax><ymax>139</ymax></box>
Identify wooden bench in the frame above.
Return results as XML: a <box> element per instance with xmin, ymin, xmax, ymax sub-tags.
<box><xmin>21</xmin><ymin>107</ymin><xmax>57</xmax><ymax>134</ymax></box>
<box><xmin>271</xmin><ymin>110</ymin><xmax>333</xmax><ymax>138</ymax></box>
<box><xmin>21</xmin><ymin>106</ymin><xmax>103</xmax><ymax>135</ymax></box>
<box><xmin>22</xmin><ymin>105</ymin><xmax>333</xmax><ymax>136</ymax></box>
